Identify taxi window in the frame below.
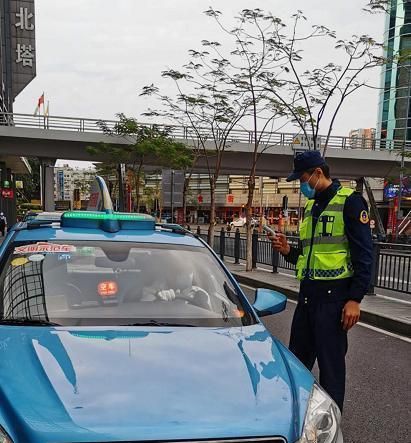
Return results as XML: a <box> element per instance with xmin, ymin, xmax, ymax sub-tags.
<box><xmin>0</xmin><ymin>241</ymin><xmax>255</xmax><ymax>327</ymax></box>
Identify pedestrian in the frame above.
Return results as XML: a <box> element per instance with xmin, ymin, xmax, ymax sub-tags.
<box><xmin>226</xmin><ymin>222</ymin><xmax>232</xmax><ymax>237</ymax></box>
<box><xmin>0</xmin><ymin>212</ymin><xmax>7</xmax><ymax>236</ymax></box>
<box><xmin>268</xmin><ymin>151</ymin><xmax>373</xmax><ymax>412</ymax></box>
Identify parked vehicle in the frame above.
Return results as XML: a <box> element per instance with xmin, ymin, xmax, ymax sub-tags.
<box><xmin>0</xmin><ymin>179</ymin><xmax>343</xmax><ymax>443</ymax></box>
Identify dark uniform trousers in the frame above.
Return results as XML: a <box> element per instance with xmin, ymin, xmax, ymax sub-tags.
<box><xmin>289</xmin><ymin>280</ymin><xmax>349</xmax><ymax>412</ymax></box>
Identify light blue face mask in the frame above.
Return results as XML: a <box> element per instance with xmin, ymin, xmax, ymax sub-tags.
<box><xmin>300</xmin><ymin>172</ymin><xmax>319</xmax><ymax>199</ymax></box>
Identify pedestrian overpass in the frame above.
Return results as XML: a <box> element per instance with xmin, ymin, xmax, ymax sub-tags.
<box><xmin>0</xmin><ymin>112</ymin><xmax>409</xmax><ymax>210</ymax></box>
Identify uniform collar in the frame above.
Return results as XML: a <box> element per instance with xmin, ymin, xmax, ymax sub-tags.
<box><xmin>315</xmin><ymin>179</ymin><xmax>341</xmax><ymax>203</ymax></box>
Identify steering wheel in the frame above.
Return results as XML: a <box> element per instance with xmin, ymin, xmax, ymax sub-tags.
<box><xmin>180</xmin><ymin>286</ymin><xmax>210</xmax><ymax>303</ymax></box>
<box><xmin>154</xmin><ymin>286</ymin><xmax>211</xmax><ymax>310</ymax></box>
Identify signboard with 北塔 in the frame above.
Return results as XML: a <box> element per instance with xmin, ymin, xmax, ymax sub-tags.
<box><xmin>10</xmin><ymin>0</ymin><xmax>37</xmax><ymax>100</ymax></box>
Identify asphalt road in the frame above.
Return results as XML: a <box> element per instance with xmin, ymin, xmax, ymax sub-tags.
<box><xmin>240</xmin><ymin>284</ymin><xmax>411</xmax><ymax>443</ymax></box>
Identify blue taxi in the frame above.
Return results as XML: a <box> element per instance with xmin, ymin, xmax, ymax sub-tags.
<box><xmin>0</xmin><ymin>181</ymin><xmax>343</xmax><ymax>443</ymax></box>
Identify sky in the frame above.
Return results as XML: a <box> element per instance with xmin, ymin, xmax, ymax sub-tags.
<box><xmin>13</xmin><ymin>0</ymin><xmax>385</xmax><ymax>168</ymax></box>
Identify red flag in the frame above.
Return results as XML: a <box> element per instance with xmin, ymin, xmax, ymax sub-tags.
<box><xmin>34</xmin><ymin>92</ymin><xmax>45</xmax><ymax>116</ymax></box>
<box><xmin>38</xmin><ymin>93</ymin><xmax>44</xmax><ymax>107</ymax></box>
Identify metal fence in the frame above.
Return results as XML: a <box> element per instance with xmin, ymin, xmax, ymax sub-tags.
<box><xmin>1</xmin><ymin>111</ymin><xmax>410</xmax><ymax>151</ymax></box>
<box><xmin>200</xmin><ymin>228</ymin><xmax>411</xmax><ymax>295</ymax></box>
<box><xmin>373</xmin><ymin>243</ymin><xmax>411</xmax><ymax>294</ymax></box>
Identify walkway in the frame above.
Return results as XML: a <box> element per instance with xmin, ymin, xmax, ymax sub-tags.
<box><xmin>227</xmin><ymin>259</ymin><xmax>411</xmax><ymax>338</ymax></box>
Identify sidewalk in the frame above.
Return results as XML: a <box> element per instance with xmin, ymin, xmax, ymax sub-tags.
<box><xmin>227</xmin><ymin>260</ymin><xmax>411</xmax><ymax>338</ymax></box>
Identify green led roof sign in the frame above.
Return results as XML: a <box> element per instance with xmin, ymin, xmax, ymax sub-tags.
<box><xmin>62</xmin><ymin>211</ymin><xmax>153</xmax><ymax>221</ymax></box>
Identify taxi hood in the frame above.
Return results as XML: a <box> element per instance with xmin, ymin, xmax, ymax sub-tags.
<box><xmin>0</xmin><ymin>325</ymin><xmax>313</xmax><ymax>443</ymax></box>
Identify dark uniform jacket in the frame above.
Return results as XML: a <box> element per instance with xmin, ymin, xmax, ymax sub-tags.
<box><xmin>286</xmin><ymin>180</ymin><xmax>373</xmax><ymax>303</ymax></box>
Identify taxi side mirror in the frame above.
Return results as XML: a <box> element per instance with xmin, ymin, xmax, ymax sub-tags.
<box><xmin>252</xmin><ymin>288</ymin><xmax>287</xmax><ymax>317</ymax></box>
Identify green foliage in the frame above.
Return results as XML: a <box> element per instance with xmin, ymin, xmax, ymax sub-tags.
<box><xmin>87</xmin><ymin>113</ymin><xmax>193</xmax><ymax>170</ymax></box>
<box><xmin>364</xmin><ymin>1</ymin><xmax>388</xmax><ymax>13</ymax></box>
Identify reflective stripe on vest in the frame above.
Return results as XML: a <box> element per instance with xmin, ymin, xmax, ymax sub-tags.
<box><xmin>296</xmin><ymin>187</ymin><xmax>355</xmax><ymax>281</ymax></box>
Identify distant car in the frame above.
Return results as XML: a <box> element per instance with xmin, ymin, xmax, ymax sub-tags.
<box><xmin>22</xmin><ymin>210</ymin><xmax>43</xmax><ymax>222</ymax></box>
<box><xmin>0</xmin><ymin>182</ymin><xmax>343</xmax><ymax>443</ymax></box>
<box><xmin>22</xmin><ymin>211</ymin><xmax>62</xmax><ymax>223</ymax></box>
<box><xmin>230</xmin><ymin>217</ymin><xmax>259</xmax><ymax>228</ymax></box>
<box><xmin>230</xmin><ymin>217</ymin><xmax>246</xmax><ymax>227</ymax></box>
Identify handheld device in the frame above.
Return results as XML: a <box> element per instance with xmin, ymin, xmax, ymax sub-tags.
<box><xmin>263</xmin><ymin>225</ymin><xmax>277</xmax><ymax>237</ymax></box>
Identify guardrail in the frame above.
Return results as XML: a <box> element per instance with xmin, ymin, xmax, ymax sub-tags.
<box><xmin>198</xmin><ymin>228</ymin><xmax>411</xmax><ymax>295</ymax></box>
<box><xmin>372</xmin><ymin>243</ymin><xmax>411</xmax><ymax>294</ymax></box>
<box><xmin>1</xmin><ymin>112</ymin><xmax>410</xmax><ymax>151</ymax></box>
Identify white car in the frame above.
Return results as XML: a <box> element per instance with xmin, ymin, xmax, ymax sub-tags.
<box><xmin>230</xmin><ymin>217</ymin><xmax>259</xmax><ymax>228</ymax></box>
<box><xmin>230</xmin><ymin>217</ymin><xmax>246</xmax><ymax>228</ymax></box>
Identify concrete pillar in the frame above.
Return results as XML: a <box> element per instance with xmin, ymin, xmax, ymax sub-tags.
<box><xmin>40</xmin><ymin>159</ymin><xmax>56</xmax><ymax>212</ymax></box>
<box><xmin>355</xmin><ymin>178</ymin><xmax>364</xmax><ymax>194</ymax></box>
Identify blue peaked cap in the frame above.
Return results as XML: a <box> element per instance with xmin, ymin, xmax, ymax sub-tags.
<box><xmin>286</xmin><ymin>150</ymin><xmax>326</xmax><ymax>182</ymax></box>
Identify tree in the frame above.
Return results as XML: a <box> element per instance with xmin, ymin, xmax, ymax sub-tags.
<box><xmin>141</xmin><ymin>10</ymin><xmax>293</xmax><ymax>252</ymax></box>
<box><xmin>142</xmin><ymin>5</ymin><xmax>384</xmax><ymax>269</ymax></box>
<box><xmin>87</xmin><ymin>113</ymin><xmax>193</xmax><ymax>211</ymax></box>
<box><xmin>364</xmin><ymin>0</ymin><xmax>388</xmax><ymax>13</ymax></box>
<box><xmin>206</xmin><ymin>7</ymin><xmax>383</xmax><ymax>270</ymax></box>
<box><xmin>197</xmin><ymin>8</ymin><xmax>293</xmax><ymax>269</ymax></box>
<box><xmin>141</xmin><ymin>62</ymin><xmax>250</xmax><ymax>244</ymax></box>
<box><xmin>243</xmin><ymin>10</ymin><xmax>384</xmax><ymax>156</ymax></box>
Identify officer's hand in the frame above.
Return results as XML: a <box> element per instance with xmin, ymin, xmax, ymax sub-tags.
<box><xmin>157</xmin><ymin>289</ymin><xmax>177</xmax><ymax>301</ymax></box>
<box><xmin>341</xmin><ymin>300</ymin><xmax>360</xmax><ymax>331</ymax></box>
<box><xmin>268</xmin><ymin>232</ymin><xmax>290</xmax><ymax>256</ymax></box>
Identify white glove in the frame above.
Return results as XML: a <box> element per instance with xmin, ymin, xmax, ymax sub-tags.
<box><xmin>181</xmin><ymin>286</ymin><xmax>201</xmax><ymax>298</ymax></box>
<box><xmin>157</xmin><ymin>289</ymin><xmax>177</xmax><ymax>301</ymax></box>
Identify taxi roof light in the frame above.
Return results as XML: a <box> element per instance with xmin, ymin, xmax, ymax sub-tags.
<box><xmin>62</xmin><ymin>211</ymin><xmax>153</xmax><ymax>221</ymax></box>
<box><xmin>61</xmin><ymin>211</ymin><xmax>156</xmax><ymax>232</ymax></box>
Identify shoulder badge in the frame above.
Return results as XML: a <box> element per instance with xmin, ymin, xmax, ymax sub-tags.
<box><xmin>360</xmin><ymin>210</ymin><xmax>369</xmax><ymax>224</ymax></box>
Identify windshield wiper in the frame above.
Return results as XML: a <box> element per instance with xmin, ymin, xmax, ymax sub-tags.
<box><xmin>123</xmin><ymin>320</ymin><xmax>196</xmax><ymax>327</ymax></box>
<box><xmin>0</xmin><ymin>318</ymin><xmax>61</xmax><ymax>326</ymax></box>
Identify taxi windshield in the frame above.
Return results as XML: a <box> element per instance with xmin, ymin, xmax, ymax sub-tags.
<box><xmin>0</xmin><ymin>241</ymin><xmax>255</xmax><ymax>327</ymax></box>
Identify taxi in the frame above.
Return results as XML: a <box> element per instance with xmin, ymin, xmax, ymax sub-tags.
<box><xmin>0</xmin><ymin>180</ymin><xmax>343</xmax><ymax>443</ymax></box>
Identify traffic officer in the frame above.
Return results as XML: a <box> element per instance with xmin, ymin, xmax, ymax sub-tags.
<box><xmin>269</xmin><ymin>150</ymin><xmax>373</xmax><ymax>412</ymax></box>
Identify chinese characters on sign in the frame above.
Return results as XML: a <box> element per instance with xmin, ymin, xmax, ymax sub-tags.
<box><xmin>15</xmin><ymin>6</ymin><xmax>34</xmax><ymax>30</ymax></box>
<box><xmin>226</xmin><ymin>194</ymin><xmax>235</xmax><ymax>204</ymax></box>
<box><xmin>16</xmin><ymin>44</ymin><xmax>34</xmax><ymax>67</ymax></box>
<box><xmin>10</xmin><ymin>1</ymin><xmax>36</xmax><ymax>99</ymax></box>
<box><xmin>1</xmin><ymin>189</ymin><xmax>14</xmax><ymax>199</ymax></box>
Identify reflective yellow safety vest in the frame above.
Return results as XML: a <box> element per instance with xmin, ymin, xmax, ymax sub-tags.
<box><xmin>296</xmin><ymin>187</ymin><xmax>355</xmax><ymax>281</ymax></box>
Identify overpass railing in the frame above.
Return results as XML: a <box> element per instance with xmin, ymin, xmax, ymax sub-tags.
<box><xmin>198</xmin><ymin>228</ymin><xmax>411</xmax><ymax>295</ymax></box>
<box><xmin>1</xmin><ymin>112</ymin><xmax>409</xmax><ymax>152</ymax></box>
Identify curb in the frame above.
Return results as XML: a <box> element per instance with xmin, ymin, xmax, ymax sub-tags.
<box><xmin>232</xmin><ymin>272</ymin><xmax>411</xmax><ymax>338</ymax></box>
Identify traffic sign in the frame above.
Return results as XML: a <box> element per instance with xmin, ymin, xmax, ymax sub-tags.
<box><xmin>370</xmin><ymin>219</ymin><xmax>375</xmax><ymax>229</ymax></box>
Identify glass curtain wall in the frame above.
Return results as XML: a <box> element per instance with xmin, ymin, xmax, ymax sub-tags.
<box><xmin>377</xmin><ymin>0</ymin><xmax>411</xmax><ymax>144</ymax></box>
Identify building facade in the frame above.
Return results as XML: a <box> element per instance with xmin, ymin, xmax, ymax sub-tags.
<box><xmin>54</xmin><ymin>164</ymin><xmax>95</xmax><ymax>207</ymax></box>
<box><xmin>377</xmin><ymin>0</ymin><xmax>411</xmax><ymax>143</ymax></box>
<box><xmin>349</xmin><ymin>128</ymin><xmax>376</xmax><ymax>149</ymax></box>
